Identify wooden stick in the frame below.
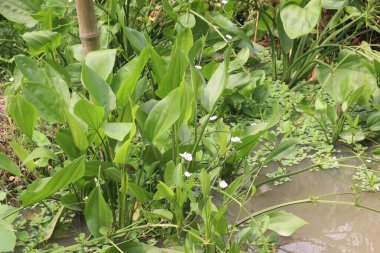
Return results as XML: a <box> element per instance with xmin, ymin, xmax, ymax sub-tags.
<box><xmin>75</xmin><ymin>0</ymin><xmax>100</xmax><ymax>55</ymax></box>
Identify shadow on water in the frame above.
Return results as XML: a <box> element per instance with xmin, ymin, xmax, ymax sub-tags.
<box><xmin>232</xmin><ymin>148</ymin><xmax>380</xmax><ymax>253</ymax></box>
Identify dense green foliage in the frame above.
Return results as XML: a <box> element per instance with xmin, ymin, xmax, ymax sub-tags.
<box><xmin>0</xmin><ymin>0</ymin><xmax>379</xmax><ymax>252</ymax></box>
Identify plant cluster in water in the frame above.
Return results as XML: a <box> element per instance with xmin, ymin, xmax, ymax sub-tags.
<box><xmin>0</xmin><ymin>0</ymin><xmax>379</xmax><ymax>252</ymax></box>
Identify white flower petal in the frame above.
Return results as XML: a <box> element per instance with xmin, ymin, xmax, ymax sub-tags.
<box><xmin>210</xmin><ymin>115</ymin><xmax>218</xmax><ymax>121</ymax></box>
<box><xmin>231</xmin><ymin>136</ymin><xmax>242</xmax><ymax>143</ymax></box>
<box><xmin>184</xmin><ymin>171</ymin><xmax>192</xmax><ymax>177</ymax></box>
<box><xmin>195</xmin><ymin>65</ymin><xmax>202</xmax><ymax>70</ymax></box>
<box><xmin>9</xmin><ymin>77</ymin><xmax>14</xmax><ymax>82</ymax></box>
<box><xmin>180</xmin><ymin>152</ymin><xmax>193</xmax><ymax>161</ymax></box>
<box><xmin>226</xmin><ymin>34</ymin><xmax>232</xmax><ymax>40</ymax></box>
<box><xmin>222</xmin><ymin>0</ymin><xmax>228</xmax><ymax>4</ymax></box>
<box><xmin>219</xmin><ymin>180</ymin><xmax>228</xmax><ymax>189</ymax></box>
<box><xmin>366</xmin><ymin>159</ymin><xmax>372</xmax><ymax>163</ymax></box>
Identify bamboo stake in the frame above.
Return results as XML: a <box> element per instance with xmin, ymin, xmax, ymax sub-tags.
<box><xmin>75</xmin><ymin>0</ymin><xmax>100</xmax><ymax>55</ymax></box>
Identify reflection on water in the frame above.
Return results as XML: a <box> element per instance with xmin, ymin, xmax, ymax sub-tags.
<box><xmin>240</xmin><ymin>152</ymin><xmax>380</xmax><ymax>253</ymax></box>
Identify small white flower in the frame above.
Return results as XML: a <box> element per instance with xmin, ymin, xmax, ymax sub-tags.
<box><xmin>195</xmin><ymin>65</ymin><xmax>202</xmax><ymax>70</ymax></box>
<box><xmin>184</xmin><ymin>171</ymin><xmax>192</xmax><ymax>177</ymax></box>
<box><xmin>226</xmin><ymin>34</ymin><xmax>232</xmax><ymax>40</ymax></box>
<box><xmin>251</xmin><ymin>122</ymin><xmax>256</xmax><ymax>126</ymax></box>
<box><xmin>180</xmin><ymin>152</ymin><xmax>193</xmax><ymax>161</ymax></box>
<box><xmin>9</xmin><ymin>77</ymin><xmax>14</xmax><ymax>82</ymax></box>
<box><xmin>84</xmin><ymin>196</ymin><xmax>88</xmax><ymax>200</ymax></box>
<box><xmin>219</xmin><ymin>180</ymin><xmax>228</xmax><ymax>189</ymax></box>
<box><xmin>210</xmin><ymin>115</ymin><xmax>218</xmax><ymax>121</ymax></box>
<box><xmin>222</xmin><ymin>0</ymin><xmax>228</xmax><ymax>4</ymax></box>
<box><xmin>332</xmin><ymin>156</ymin><xmax>337</xmax><ymax>160</ymax></box>
<box><xmin>366</xmin><ymin>159</ymin><xmax>372</xmax><ymax>163</ymax></box>
<box><xmin>68</xmin><ymin>0</ymin><xmax>73</xmax><ymax>3</ymax></box>
<box><xmin>231</xmin><ymin>136</ymin><xmax>242</xmax><ymax>143</ymax></box>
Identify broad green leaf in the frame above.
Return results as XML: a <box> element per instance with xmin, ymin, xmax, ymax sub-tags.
<box><xmin>280</xmin><ymin>0</ymin><xmax>321</xmax><ymax>39</ymax></box>
<box><xmin>15</xmin><ymin>56</ymin><xmax>47</xmax><ymax>84</ymax></box>
<box><xmin>22</xmin><ymin>82</ymin><xmax>66</xmax><ymax>124</ymax></box>
<box><xmin>116</xmin><ymin>46</ymin><xmax>150</xmax><ymax>107</ymax></box>
<box><xmin>22</xmin><ymin>147</ymin><xmax>57</xmax><ymax>167</ymax></box>
<box><xmin>45</xmin><ymin>64</ymin><xmax>71</xmax><ymax>106</ymax></box>
<box><xmin>101</xmin><ymin>123</ymin><xmax>132</xmax><ymax>141</ymax></box>
<box><xmin>21</xmin><ymin>156</ymin><xmax>86</xmax><ymax>206</ymax></box>
<box><xmin>85</xmin><ymin>49</ymin><xmax>117</xmax><ymax>80</ymax></box>
<box><xmin>156</xmin><ymin>45</ymin><xmax>188</xmax><ymax>98</ymax></box>
<box><xmin>82</xmin><ymin>64</ymin><xmax>116</xmax><ymax>115</ymax></box>
<box><xmin>321</xmin><ymin>0</ymin><xmax>347</xmax><ymax>9</ymax></box>
<box><xmin>164</xmin><ymin>162</ymin><xmax>181</xmax><ymax>187</ymax></box>
<box><xmin>113</xmin><ymin>105</ymin><xmax>139</xmax><ymax>164</ymax></box>
<box><xmin>264</xmin><ymin>138</ymin><xmax>299</xmax><ymax>165</ymax></box>
<box><xmin>125</xmin><ymin>27</ymin><xmax>148</xmax><ymax>53</ymax></box>
<box><xmin>9</xmin><ymin>142</ymin><xmax>35</xmax><ymax>171</ymax></box>
<box><xmin>0</xmin><ymin>154</ymin><xmax>21</xmax><ymax>177</ymax></box>
<box><xmin>154</xmin><ymin>181</ymin><xmax>175</xmax><ymax>200</ymax></box>
<box><xmin>152</xmin><ymin>209</ymin><xmax>173</xmax><ymax>220</ymax></box>
<box><xmin>128</xmin><ymin>182</ymin><xmax>151</xmax><ymax>202</ymax></box>
<box><xmin>65</xmin><ymin>111</ymin><xmax>89</xmax><ymax>152</ymax></box>
<box><xmin>55</xmin><ymin>129</ymin><xmax>82</xmax><ymax>159</ymax></box>
<box><xmin>0</xmin><ymin>220</ymin><xmax>16</xmax><ymax>252</ymax></box>
<box><xmin>32</xmin><ymin>130</ymin><xmax>51</xmax><ymax>147</ymax></box>
<box><xmin>317</xmin><ymin>50</ymin><xmax>378</xmax><ymax>103</ymax></box>
<box><xmin>22</xmin><ymin>31</ymin><xmax>61</xmax><ymax>56</ymax></box>
<box><xmin>42</xmin><ymin>206</ymin><xmax>64</xmax><ymax>241</ymax></box>
<box><xmin>85</xmin><ymin>187</ymin><xmax>113</xmax><ymax>237</ymax></box>
<box><xmin>199</xmin><ymin>169</ymin><xmax>211</xmax><ymax>198</ymax></box>
<box><xmin>178</xmin><ymin>13</ymin><xmax>196</xmax><ymax>28</ymax></box>
<box><xmin>74</xmin><ymin>99</ymin><xmax>105</xmax><ymax>130</ymax></box>
<box><xmin>277</xmin><ymin>14</ymin><xmax>294</xmax><ymax>53</ymax></box>
<box><xmin>268</xmin><ymin>211</ymin><xmax>307</xmax><ymax>236</ymax></box>
<box><xmin>0</xmin><ymin>0</ymin><xmax>39</xmax><ymax>28</ymax></box>
<box><xmin>200</xmin><ymin>48</ymin><xmax>231</xmax><ymax>112</ymax></box>
<box><xmin>144</xmin><ymin>88</ymin><xmax>180</xmax><ymax>142</ymax></box>
<box><xmin>7</xmin><ymin>95</ymin><xmax>37</xmax><ymax>138</ymax></box>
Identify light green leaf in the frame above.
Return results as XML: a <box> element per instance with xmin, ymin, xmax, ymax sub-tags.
<box><xmin>178</xmin><ymin>13</ymin><xmax>196</xmax><ymax>28</ymax></box>
<box><xmin>152</xmin><ymin>209</ymin><xmax>173</xmax><ymax>220</ymax></box>
<box><xmin>280</xmin><ymin>0</ymin><xmax>321</xmax><ymax>39</ymax></box>
<box><xmin>0</xmin><ymin>154</ymin><xmax>20</xmax><ymax>177</ymax></box>
<box><xmin>321</xmin><ymin>0</ymin><xmax>347</xmax><ymax>9</ymax></box>
<box><xmin>21</xmin><ymin>156</ymin><xmax>86</xmax><ymax>206</ymax></box>
<box><xmin>0</xmin><ymin>220</ymin><xmax>16</xmax><ymax>252</ymax></box>
<box><xmin>9</xmin><ymin>142</ymin><xmax>35</xmax><ymax>171</ymax></box>
<box><xmin>268</xmin><ymin>211</ymin><xmax>307</xmax><ymax>236</ymax></box>
<box><xmin>22</xmin><ymin>147</ymin><xmax>57</xmax><ymax>166</ymax></box>
<box><xmin>74</xmin><ymin>99</ymin><xmax>105</xmax><ymax>130</ymax></box>
<box><xmin>154</xmin><ymin>181</ymin><xmax>175</xmax><ymax>200</ymax></box>
<box><xmin>15</xmin><ymin>56</ymin><xmax>47</xmax><ymax>84</ymax></box>
<box><xmin>7</xmin><ymin>95</ymin><xmax>37</xmax><ymax>138</ymax></box>
<box><xmin>200</xmin><ymin>169</ymin><xmax>211</xmax><ymax>198</ymax></box>
<box><xmin>264</xmin><ymin>138</ymin><xmax>299</xmax><ymax>164</ymax></box>
<box><xmin>116</xmin><ymin>46</ymin><xmax>151</xmax><ymax>107</ymax></box>
<box><xmin>22</xmin><ymin>30</ymin><xmax>61</xmax><ymax>56</ymax></box>
<box><xmin>22</xmin><ymin>82</ymin><xmax>66</xmax><ymax>124</ymax></box>
<box><xmin>317</xmin><ymin>50</ymin><xmax>378</xmax><ymax>103</ymax></box>
<box><xmin>144</xmin><ymin>88</ymin><xmax>180</xmax><ymax>142</ymax></box>
<box><xmin>42</xmin><ymin>206</ymin><xmax>64</xmax><ymax>241</ymax></box>
<box><xmin>32</xmin><ymin>130</ymin><xmax>51</xmax><ymax>147</ymax></box>
<box><xmin>101</xmin><ymin>123</ymin><xmax>132</xmax><ymax>141</ymax></box>
<box><xmin>55</xmin><ymin>129</ymin><xmax>82</xmax><ymax>159</ymax></box>
<box><xmin>156</xmin><ymin>45</ymin><xmax>187</xmax><ymax>98</ymax></box>
<box><xmin>0</xmin><ymin>0</ymin><xmax>39</xmax><ymax>28</ymax></box>
<box><xmin>128</xmin><ymin>182</ymin><xmax>151</xmax><ymax>202</ymax></box>
<box><xmin>65</xmin><ymin>111</ymin><xmax>89</xmax><ymax>152</ymax></box>
<box><xmin>85</xmin><ymin>49</ymin><xmax>117</xmax><ymax>80</ymax></box>
<box><xmin>85</xmin><ymin>187</ymin><xmax>113</xmax><ymax>237</ymax></box>
<box><xmin>82</xmin><ymin>64</ymin><xmax>116</xmax><ymax>115</ymax></box>
<box><xmin>200</xmin><ymin>49</ymin><xmax>231</xmax><ymax>112</ymax></box>
<box><xmin>125</xmin><ymin>27</ymin><xmax>148</xmax><ymax>53</ymax></box>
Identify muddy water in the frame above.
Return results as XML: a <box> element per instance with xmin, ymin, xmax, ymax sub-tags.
<box><xmin>239</xmin><ymin>153</ymin><xmax>380</xmax><ymax>253</ymax></box>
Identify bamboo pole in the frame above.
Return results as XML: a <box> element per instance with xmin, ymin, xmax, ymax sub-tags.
<box><xmin>75</xmin><ymin>0</ymin><xmax>100</xmax><ymax>55</ymax></box>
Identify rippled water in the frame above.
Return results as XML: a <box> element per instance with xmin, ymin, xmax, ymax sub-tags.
<box><xmin>242</xmin><ymin>152</ymin><xmax>380</xmax><ymax>253</ymax></box>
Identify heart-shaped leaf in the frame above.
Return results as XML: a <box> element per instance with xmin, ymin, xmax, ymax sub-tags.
<box><xmin>280</xmin><ymin>0</ymin><xmax>321</xmax><ymax>39</ymax></box>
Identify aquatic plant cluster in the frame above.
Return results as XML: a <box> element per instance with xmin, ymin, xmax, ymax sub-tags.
<box><xmin>0</xmin><ymin>0</ymin><xmax>379</xmax><ymax>252</ymax></box>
